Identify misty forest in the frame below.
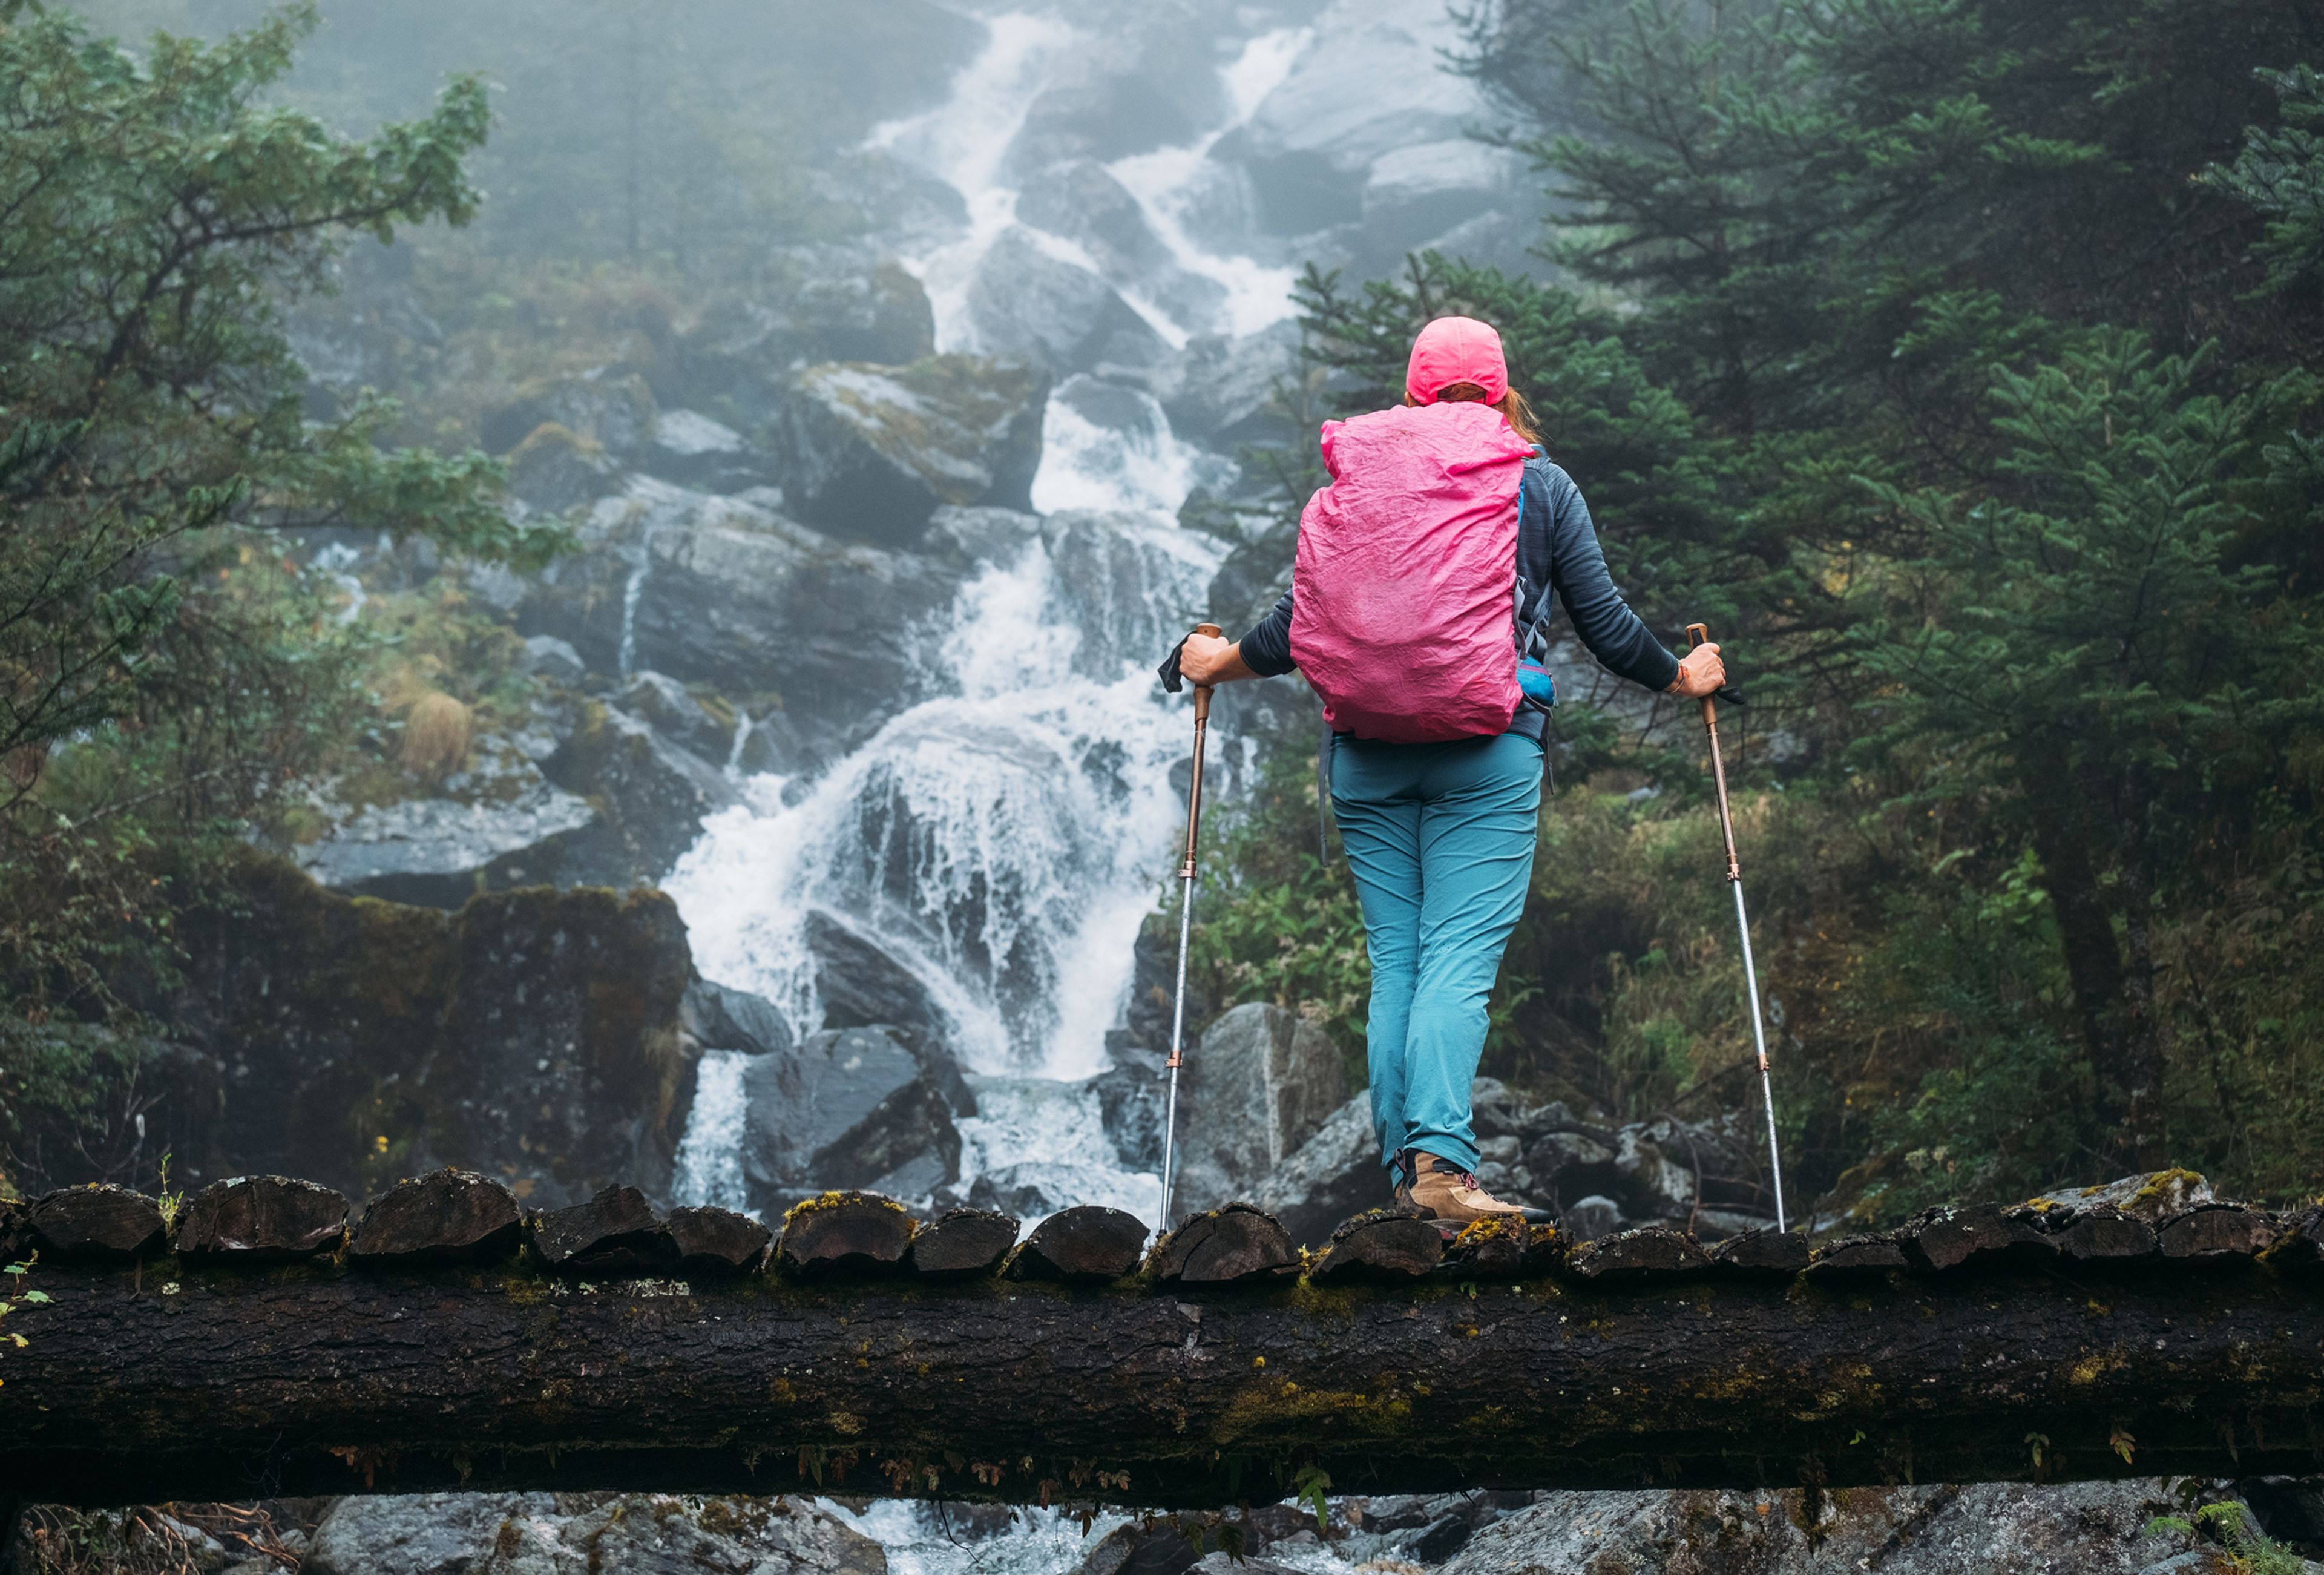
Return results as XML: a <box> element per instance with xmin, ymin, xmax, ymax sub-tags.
<box><xmin>2</xmin><ymin>0</ymin><xmax>2323</xmax><ymax>1571</ymax></box>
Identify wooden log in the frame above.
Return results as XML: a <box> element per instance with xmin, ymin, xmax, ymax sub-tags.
<box><xmin>1306</xmin><ymin>1210</ymin><xmax>1443</xmax><ymax>1283</ymax></box>
<box><xmin>533</xmin><ymin>1186</ymin><xmax>678</xmax><ymax>1276</ymax></box>
<box><xmin>906</xmin><ymin>1208</ymin><xmax>1017</xmax><ymax>1277</ymax></box>
<box><xmin>1709</xmin><ymin>1228</ymin><xmax>1810</xmax><ymax>1278</ymax></box>
<box><xmin>2046</xmin><ymin>1205</ymin><xmax>2157</xmax><ymax>1263</ymax></box>
<box><xmin>1007</xmin><ymin>1205</ymin><xmax>1146</xmax><ymax>1283</ymax></box>
<box><xmin>1146</xmin><ymin>1205</ymin><xmax>1297</xmax><ymax>1285</ymax></box>
<box><xmin>2</xmin><ymin>1197</ymin><xmax>33</xmax><ymax>1262</ymax></box>
<box><xmin>1564</xmin><ymin>1225</ymin><xmax>1710</xmax><ymax>1281</ymax></box>
<box><xmin>347</xmin><ymin>1169</ymin><xmax>522</xmax><ymax>1267</ymax></box>
<box><xmin>2161</xmin><ymin>1203</ymin><xmax>2277</xmax><ymax>1262</ymax></box>
<box><xmin>777</xmin><ymin>1193</ymin><xmax>914</xmax><ymax>1276</ymax></box>
<box><xmin>1445</xmin><ymin>1214</ymin><xmax>1534</xmax><ymax>1278</ymax></box>
<box><xmin>30</xmin><ymin>1185</ymin><xmax>166</xmax><ymax>1261</ymax></box>
<box><xmin>2</xmin><ymin>1237</ymin><xmax>2317</xmax><ymax>1510</ymax></box>
<box><xmin>665</xmin><ymin>1206</ymin><xmax>770</xmax><ymax>1276</ymax></box>
<box><xmin>1805</xmin><ymin>1234</ymin><xmax>1909</xmax><ymax>1277</ymax></box>
<box><xmin>1905</xmin><ymin>1204</ymin><xmax>2054</xmax><ymax>1272</ymax></box>
<box><xmin>174</xmin><ymin>1177</ymin><xmax>346</xmax><ymax>1261</ymax></box>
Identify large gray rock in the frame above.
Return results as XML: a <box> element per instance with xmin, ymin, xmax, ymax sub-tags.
<box><xmin>162</xmin><ymin>863</ymin><xmax>696</xmax><ymax>1209</ymax></box>
<box><xmin>483</xmin><ymin>371</ymin><xmax>658</xmax><ymax>461</ymax></box>
<box><xmin>504</xmin><ymin>424</ymin><xmax>626</xmax><ymax>515</ymax></box>
<box><xmin>735</xmin><ymin>1024</ymin><xmax>971</xmax><ymax>1211</ymax></box>
<box><xmin>1016</xmin><ymin>160</ymin><xmax>1227</xmax><ymax>334</ymax></box>
<box><xmin>965</xmin><ymin>228</ymin><xmax>1172</xmax><ymax>376</ymax></box>
<box><xmin>773</xmin><ymin>355</ymin><xmax>1048</xmax><ymax>547</ymax></box>
<box><xmin>681</xmin><ymin>979</ymin><xmax>794</xmax><ymax>1059</ymax></box>
<box><xmin>665</xmin><ymin>249</ymin><xmax>938</xmax><ymax>421</ymax></box>
<box><xmin>307</xmin><ymin>1491</ymin><xmax>885</xmax><ymax>1575</ymax></box>
<box><xmin>534</xmin><ymin>482</ymin><xmax>963</xmax><ymax>765</ymax></box>
<box><xmin>1246</xmin><ymin>1090</ymin><xmax>1382</xmax><ymax>1246</ymax></box>
<box><xmin>1439</xmin><ymin>1480</ymin><xmax>2211</xmax><ymax>1574</ymax></box>
<box><xmin>642</xmin><ymin>408</ymin><xmax>771</xmax><ymax>494</ymax></box>
<box><xmin>1166</xmin><ymin>1002</ymin><xmax>1351</xmax><ymax>1218</ymax></box>
<box><xmin>542</xmin><ymin>702</ymin><xmax>737</xmax><ymax>887</ymax></box>
<box><xmin>807</xmin><ymin>911</ymin><xmax>949</xmax><ymax>1046</ymax></box>
<box><xmin>297</xmin><ymin>737</ymin><xmax>597</xmax><ymax>908</ymax></box>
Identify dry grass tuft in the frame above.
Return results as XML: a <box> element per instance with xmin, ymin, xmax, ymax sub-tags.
<box><xmin>400</xmin><ymin>691</ymin><xmax>473</xmax><ymax>784</ymax></box>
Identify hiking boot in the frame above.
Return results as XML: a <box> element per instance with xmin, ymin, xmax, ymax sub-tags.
<box><xmin>1394</xmin><ymin>1149</ymin><xmax>1531</xmax><ymax>1225</ymax></box>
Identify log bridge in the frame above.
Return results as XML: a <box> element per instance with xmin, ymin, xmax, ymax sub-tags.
<box><xmin>1</xmin><ymin>1171</ymin><xmax>2319</xmax><ymax>1513</ymax></box>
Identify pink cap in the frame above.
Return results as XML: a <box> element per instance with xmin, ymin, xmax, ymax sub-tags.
<box><xmin>1405</xmin><ymin>315</ymin><xmax>1508</xmax><ymax>405</ymax></box>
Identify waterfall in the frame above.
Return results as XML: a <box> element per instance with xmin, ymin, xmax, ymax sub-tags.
<box><xmin>667</xmin><ymin>7</ymin><xmax>1316</xmax><ymax>1236</ymax></box>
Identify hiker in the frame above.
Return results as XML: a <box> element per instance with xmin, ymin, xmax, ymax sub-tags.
<box><xmin>1177</xmin><ymin>315</ymin><xmax>1727</xmax><ymax>1223</ymax></box>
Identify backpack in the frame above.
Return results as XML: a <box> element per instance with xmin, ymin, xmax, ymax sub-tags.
<box><xmin>1289</xmin><ymin>401</ymin><xmax>1541</xmax><ymax>743</ymax></box>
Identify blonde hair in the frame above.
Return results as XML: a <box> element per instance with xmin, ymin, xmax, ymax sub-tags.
<box><xmin>1416</xmin><ymin>381</ymin><xmax>1544</xmax><ymax>448</ymax></box>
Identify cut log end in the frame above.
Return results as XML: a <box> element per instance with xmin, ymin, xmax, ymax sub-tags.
<box><xmin>907</xmin><ymin>1208</ymin><xmax>1019</xmax><ymax>1277</ymax></box>
<box><xmin>174</xmin><ymin>1176</ymin><xmax>346</xmax><ymax>1261</ymax></box>
<box><xmin>1308</xmin><ymin>1209</ymin><xmax>1445</xmax><ymax>1283</ymax></box>
<box><xmin>778</xmin><ymin>1192</ymin><xmax>915</xmax><ymax>1276</ymax></box>
<box><xmin>665</xmin><ymin>1206</ymin><xmax>770</xmax><ymax>1275</ymax></box>
<box><xmin>1146</xmin><ymin>1205</ymin><xmax>1296</xmax><ymax>1285</ymax></box>
<box><xmin>30</xmin><ymin>1184</ymin><xmax>168</xmax><ymax>1261</ymax></box>
<box><xmin>349</xmin><ymin>1169</ymin><xmax>522</xmax><ymax>1267</ymax></box>
<box><xmin>1008</xmin><ymin>1205</ymin><xmax>1147</xmax><ymax>1283</ymax></box>
<box><xmin>534</xmin><ymin>1185</ymin><xmax>677</xmax><ymax>1275</ymax></box>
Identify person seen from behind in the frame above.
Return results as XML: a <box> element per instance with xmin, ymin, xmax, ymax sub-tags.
<box><xmin>1177</xmin><ymin>315</ymin><xmax>1726</xmax><ymax>1225</ymax></box>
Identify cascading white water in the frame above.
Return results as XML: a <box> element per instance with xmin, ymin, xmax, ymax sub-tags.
<box><xmin>668</xmin><ymin>8</ymin><xmax>1316</xmax><ymax>1250</ymax></box>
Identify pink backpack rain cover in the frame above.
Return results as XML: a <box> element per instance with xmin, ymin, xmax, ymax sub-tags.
<box><xmin>1290</xmin><ymin>400</ymin><xmax>1537</xmax><ymax>742</ymax></box>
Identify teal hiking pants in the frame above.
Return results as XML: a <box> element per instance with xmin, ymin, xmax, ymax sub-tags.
<box><xmin>1330</xmin><ymin>729</ymin><xmax>1542</xmax><ymax>1180</ymax></box>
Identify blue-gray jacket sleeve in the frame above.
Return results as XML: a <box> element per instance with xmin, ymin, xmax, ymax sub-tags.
<box><xmin>1523</xmin><ymin>459</ymin><xmax>1680</xmax><ymax>694</ymax></box>
<box><xmin>1239</xmin><ymin>588</ymin><xmax>1298</xmax><ymax>677</ymax></box>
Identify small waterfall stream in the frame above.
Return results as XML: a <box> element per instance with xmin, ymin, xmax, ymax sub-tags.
<box><xmin>667</xmin><ymin>5</ymin><xmax>1311</xmax><ymax>1234</ymax></box>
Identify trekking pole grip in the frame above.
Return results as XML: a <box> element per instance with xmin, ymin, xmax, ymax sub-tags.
<box><xmin>1684</xmin><ymin>622</ymin><xmax>1716</xmax><ymax>726</ymax></box>
<box><xmin>1191</xmin><ymin>623</ymin><xmax>1221</xmax><ymax>723</ymax></box>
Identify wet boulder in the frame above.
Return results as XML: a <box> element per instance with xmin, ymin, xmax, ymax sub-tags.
<box><xmin>615</xmin><ymin>670</ymin><xmax>737</xmax><ymax>761</ymax></box>
<box><xmin>1016</xmin><ymin>160</ymin><xmax>1227</xmax><ymax>333</ymax></box>
<box><xmin>295</xmin><ymin>737</ymin><xmax>598</xmax><ymax>908</ymax></box>
<box><xmin>623</xmin><ymin>485</ymin><xmax>969</xmax><ymax>760</ymax></box>
<box><xmin>732</xmin><ymin>1024</ymin><xmax>971</xmax><ymax>1212</ymax></box>
<box><xmin>681</xmin><ymin>978</ymin><xmax>795</xmax><ymax>1059</ymax></box>
<box><xmin>772</xmin><ymin>354</ymin><xmax>1048</xmax><ymax>547</ymax></box>
<box><xmin>165</xmin><ymin>858</ymin><xmax>697</xmax><ymax>1209</ymax></box>
<box><xmin>1166</xmin><ymin>1002</ymin><xmax>1351</xmax><ymax>1218</ymax></box>
<box><xmin>482</xmin><ymin>371</ymin><xmax>657</xmax><ymax>462</ymax></box>
<box><xmin>642</xmin><ymin>408</ymin><xmax>771</xmax><ymax>494</ymax></box>
<box><xmin>806</xmin><ymin>911</ymin><xmax>950</xmax><ymax>1046</ymax></box>
<box><xmin>503</xmin><ymin>423</ymin><xmax>626</xmax><ymax>515</ymax></box>
<box><xmin>306</xmin><ymin>1491</ymin><xmax>885</xmax><ymax>1575</ymax></box>
<box><xmin>663</xmin><ymin>249</ymin><xmax>938</xmax><ymax>420</ymax></box>
<box><xmin>965</xmin><ymin>228</ymin><xmax>1172</xmax><ymax>375</ymax></box>
<box><xmin>541</xmin><ymin>700</ymin><xmax>738</xmax><ymax>886</ymax></box>
<box><xmin>1247</xmin><ymin>1090</ymin><xmax>1381</xmax><ymax>1247</ymax></box>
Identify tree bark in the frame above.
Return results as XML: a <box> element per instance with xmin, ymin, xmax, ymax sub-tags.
<box><xmin>2</xmin><ymin>1249</ymin><xmax>2316</xmax><ymax>1509</ymax></box>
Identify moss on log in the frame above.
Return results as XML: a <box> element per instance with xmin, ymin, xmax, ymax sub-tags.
<box><xmin>2</xmin><ymin>1211</ymin><xmax>2318</xmax><ymax>1510</ymax></box>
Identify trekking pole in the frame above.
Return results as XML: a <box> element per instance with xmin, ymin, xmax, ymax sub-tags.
<box><xmin>1157</xmin><ymin>623</ymin><xmax>1221</xmax><ymax>1229</ymax></box>
<box><xmin>1686</xmin><ymin>623</ymin><xmax>1788</xmax><ymax>1233</ymax></box>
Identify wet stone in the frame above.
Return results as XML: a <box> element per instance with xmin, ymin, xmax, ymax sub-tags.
<box><xmin>1</xmin><ymin>1196</ymin><xmax>31</xmax><ymax>1261</ymax></box>
<box><xmin>778</xmin><ymin>1192</ymin><xmax>916</xmax><ymax>1276</ymax></box>
<box><xmin>1562</xmin><ymin>1224</ymin><xmax>1710</xmax><ymax>1281</ymax></box>
<box><xmin>1146</xmin><ymin>1203</ymin><xmax>1297</xmax><ymax>1284</ymax></box>
<box><xmin>349</xmin><ymin>1169</ymin><xmax>523</xmax><ymax>1267</ymax></box>
<box><xmin>1306</xmin><ymin>1209</ymin><xmax>1444</xmax><ymax>1283</ymax></box>
<box><xmin>665</xmin><ymin>1205</ymin><xmax>770</xmax><ymax>1275</ymax></box>
<box><xmin>174</xmin><ymin>1175</ymin><xmax>347</xmax><ymax>1260</ymax></box>
<box><xmin>533</xmin><ymin>1185</ymin><xmax>678</xmax><ymax>1275</ymax></box>
<box><xmin>907</xmin><ymin>1207</ymin><xmax>1019</xmax><ymax>1277</ymax></box>
<box><xmin>30</xmin><ymin>1183</ymin><xmax>167</xmax><ymax>1261</ymax></box>
<box><xmin>1006</xmin><ymin>1205</ymin><xmax>1147</xmax><ymax>1283</ymax></box>
<box><xmin>2263</xmin><ymin>1206</ymin><xmax>2323</xmax><ymax>1277</ymax></box>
